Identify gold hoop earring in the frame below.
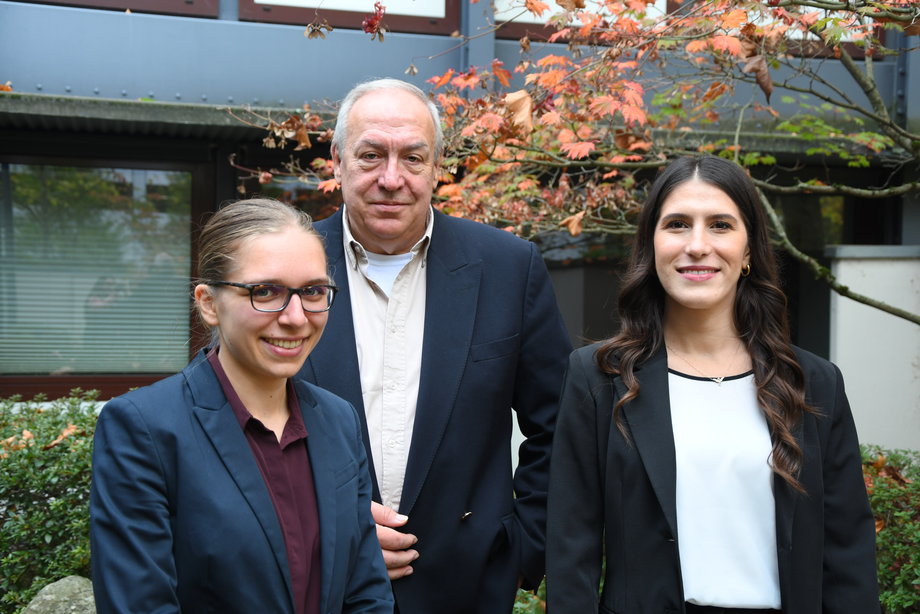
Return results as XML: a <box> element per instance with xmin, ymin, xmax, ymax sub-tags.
<box><xmin>741</xmin><ymin>263</ymin><xmax>751</xmax><ymax>277</ymax></box>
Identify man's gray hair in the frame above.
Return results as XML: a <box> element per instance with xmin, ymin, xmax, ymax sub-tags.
<box><xmin>332</xmin><ymin>78</ymin><xmax>444</xmax><ymax>162</ymax></box>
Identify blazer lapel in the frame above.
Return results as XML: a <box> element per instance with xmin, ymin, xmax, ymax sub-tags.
<box><xmin>296</xmin><ymin>382</ymin><xmax>337</xmax><ymax>614</ymax></box>
<box><xmin>307</xmin><ymin>210</ymin><xmax>379</xmax><ymax>499</ymax></box>
<box><xmin>400</xmin><ymin>212</ymin><xmax>481</xmax><ymax>515</ymax></box>
<box><xmin>186</xmin><ymin>358</ymin><xmax>296</xmax><ymax>614</ymax></box>
<box><xmin>618</xmin><ymin>346</ymin><xmax>680</xmax><ymax>542</ymax></box>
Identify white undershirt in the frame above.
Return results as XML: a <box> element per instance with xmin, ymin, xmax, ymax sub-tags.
<box><xmin>365</xmin><ymin>251</ymin><xmax>413</xmax><ymax>299</ymax></box>
<box><xmin>668</xmin><ymin>370</ymin><xmax>781</xmax><ymax>609</ymax></box>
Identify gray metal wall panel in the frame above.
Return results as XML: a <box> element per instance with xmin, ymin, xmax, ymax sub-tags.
<box><xmin>0</xmin><ymin>1</ymin><xmax>461</xmax><ymax>107</ymax></box>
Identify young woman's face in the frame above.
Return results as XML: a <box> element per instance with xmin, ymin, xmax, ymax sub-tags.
<box><xmin>197</xmin><ymin>227</ymin><xmax>330</xmax><ymax>387</ymax></box>
<box><xmin>653</xmin><ymin>179</ymin><xmax>751</xmax><ymax>320</ymax></box>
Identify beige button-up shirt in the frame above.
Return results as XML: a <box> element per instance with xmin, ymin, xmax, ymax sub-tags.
<box><xmin>342</xmin><ymin>207</ymin><xmax>433</xmax><ymax>511</ymax></box>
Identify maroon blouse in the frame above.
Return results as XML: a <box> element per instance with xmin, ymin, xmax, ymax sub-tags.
<box><xmin>208</xmin><ymin>348</ymin><xmax>321</xmax><ymax>614</ymax></box>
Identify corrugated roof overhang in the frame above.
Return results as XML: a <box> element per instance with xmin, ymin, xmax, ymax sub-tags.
<box><xmin>0</xmin><ymin>91</ymin><xmax>283</xmax><ymax>141</ymax></box>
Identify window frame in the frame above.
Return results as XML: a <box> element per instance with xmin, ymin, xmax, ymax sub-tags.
<box><xmin>9</xmin><ymin>0</ymin><xmax>220</xmax><ymax>18</ymax></box>
<box><xmin>0</xmin><ymin>152</ymin><xmax>213</xmax><ymax>399</ymax></box>
<box><xmin>237</xmin><ymin>0</ymin><xmax>461</xmax><ymax>36</ymax></box>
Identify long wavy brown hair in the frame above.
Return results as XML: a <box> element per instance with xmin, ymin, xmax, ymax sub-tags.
<box><xmin>596</xmin><ymin>156</ymin><xmax>815</xmax><ymax>493</ymax></box>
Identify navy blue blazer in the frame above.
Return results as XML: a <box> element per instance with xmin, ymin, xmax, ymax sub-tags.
<box><xmin>546</xmin><ymin>343</ymin><xmax>880</xmax><ymax>614</ymax></box>
<box><xmin>298</xmin><ymin>209</ymin><xmax>572</xmax><ymax>614</ymax></box>
<box><xmin>90</xmin><ymin>350</ymin><xmax>394</xmax><ymax>614</ymax></box>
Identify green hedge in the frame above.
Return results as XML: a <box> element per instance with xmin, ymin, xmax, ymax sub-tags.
<box><xmin>0</xmin><ymin>390</ymin><xmax>97</xmax><ymax>614</ymax></box>
<box><xmin>1</xmin><ymin>391</ymin><xmax>919</xmax><ymax>613</ymax></box>
<box><xmin>862</xmin><ymin>445</ymin><xmax>920</xmax><ymax>613</ymax></box>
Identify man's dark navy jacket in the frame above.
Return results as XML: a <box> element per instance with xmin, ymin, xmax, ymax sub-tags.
<box><xmin>299</xmin><ymin>208</ymin><xmax>573</xmax><ymax>614</ymax></box>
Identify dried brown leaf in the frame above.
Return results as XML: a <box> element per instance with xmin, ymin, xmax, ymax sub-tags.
<box><xmin>505</xmin><ymin>90</ymin><xmax>534</xmax><ymax>135</ymax></box>
<box><xmin>740</xmin><ymin>55</ymin><xmax>773</xmax><ymax>103</ymax></box>
<box><xmin>560</xmin><ymin>210</ymin><xmax>586</xmax><ymax>237</ymax></box>
<box><xmin>556</xmin><ymin>0</ymin><xmax>586</xmax><ymax>10</ymax></box>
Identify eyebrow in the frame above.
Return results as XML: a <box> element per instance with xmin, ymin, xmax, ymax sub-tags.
<box><xmin>355</xmin><ymin>139</ymin><xmax>430</xmax><ymax>154</ymax></box>
<box><xmin>246</xmin><ymin>279</ymin><xmax>331</xmax><ymax>287</ymax></box>
<box><xmin>659</xmin><ymin>212</ymin><xmax>740</xmax><ymax>224</ymax></box>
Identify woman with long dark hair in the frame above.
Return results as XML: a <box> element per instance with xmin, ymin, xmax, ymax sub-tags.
<box><xmin>546</xmin><ymin>157</ymin><xmax>878</xmax><ymax>614</ymax></box>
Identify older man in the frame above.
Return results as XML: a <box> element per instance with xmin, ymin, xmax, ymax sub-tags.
<box><xmin>297</xmin><ymin>78</ymin><xmax>572</xmax><ymax>614</ymax></box>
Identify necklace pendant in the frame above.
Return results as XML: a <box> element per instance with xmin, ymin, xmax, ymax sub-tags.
<box><xmin>711</xmin><ymin>377</ymin><xmax>724</xmax><ymax>386</ymax></box>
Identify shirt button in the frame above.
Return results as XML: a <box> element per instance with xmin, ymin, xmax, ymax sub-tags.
<box><xmin>390</xmin><ymin>326</ymin><xmax>397</xmax><ymax>333</ymax></box>
<box><xmin>391</xmin><ymin>382</ymin><xmax>398</xmax><ymax>390</ymax></box>
<box><xmin>388</xmin><ymin>439</ymin><xmax>396</xmax><ymax>448</ymax></box>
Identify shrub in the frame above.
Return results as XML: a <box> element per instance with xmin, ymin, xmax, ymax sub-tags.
<box><xmin>862</xmin><ymin>445</ymin><xmax>920</xmax><ymax>614</ymax></box>
<box><xmin>0</xmin><ymin>390</ymin><xmax>98</xmax><ymax>614</ymax></box>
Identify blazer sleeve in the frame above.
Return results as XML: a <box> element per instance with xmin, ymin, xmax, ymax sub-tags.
<box><xmin>511</xmin><ymin>242</ymin><xmax>574</xmax><ymax>588</ymax></box>
<box><xmin>819</xmin><ymin>364</ymin><xmax>881</xmax><ymax>612</ymax></box>
<box><xmin>90</xmin><ymin>397</ymin><xmax>180</xmax><ymax>614</ymax></box>
<box><xmin>342</xmin><ymin>402</ymin><xmax>396</xmax><ymax>614</ymax></box>
<box><xmin>545</xmin><ymin>349</ymin><xmax>605</xmax><ymax>614</ymax></box>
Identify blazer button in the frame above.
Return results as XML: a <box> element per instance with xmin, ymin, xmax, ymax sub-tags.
<box><xmin>461</xmin><ymin>511</ymin><xmax>472</xmax><ymax>521</ymax></box>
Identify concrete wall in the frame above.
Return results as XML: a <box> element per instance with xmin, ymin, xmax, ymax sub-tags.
<box><xmin>828</xmin><ymin>246</ymin><xmax>920</xmax><ymax>450</ymax></box>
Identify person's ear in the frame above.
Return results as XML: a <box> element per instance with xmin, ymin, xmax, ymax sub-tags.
<box><xmin>194</xmin><ymin>284</ymin><xmax>220</xmax><ymax>327</ymax></box>
<box><xmin>332</xmin><ymin>145</ymin><xmax>343</xmax><ymax>184</ymax></box>
<box><xmin>431</xmin><ymin>156</ymin><xmax>443</xmax><ymax>191</ymax></box>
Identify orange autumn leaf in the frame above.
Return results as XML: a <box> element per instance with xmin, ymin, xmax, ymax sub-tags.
<box><xmin>427</xmin><ymin>69</ymin><xmax>455</xmax><ymax>90</ymax></box>
<box><xmin>540</xmin><ymin>110</ymin><xmax>562</xmax><ymax>126</ymax></box>
<box><xmin>536</xmin><ymin>54</ymin><xmax>571</xmax><ymax>68</ymax></box>
<box><xmin>317</xmin><ymin>178</ymin><xmax>340</xmax><ymax>193</ymax></box>
<box><xmin>0</xmin><ymin>81</ymin><xmax>11</xmax><ymax>92</ymax></box>
<box><xmin>621</xmin><ymin>105</ymin><xmax>647</xmax><ymax>126</ymax></box>
<box><xmin>491</xmin><ymin>59</ymin><xmax>512</xmax><ymax>88</ymax></box>
<box><xmin>876</xmin><ymin>518</ymin><xmax>885</xmax><ymax>533</ymax></box>
<box><xmin>561</xmin><ymin>141</ymin><xmax>596</xmax><ymax>159</ymax></box>
<box><xmin>685</xmin><ymin>40</ymin><xmax>708</xmax><ymax>53</ymax></box>
<box><xmin>702</xmin><ymin>82</ymin><xmax>729</xmax><ymax>103</ymax></box>
<box><xmin>548</xmin><ymin>28</ymin><xmax>571</xmax><ymax>43</ymax></box>
<box><xmin>558</xmin><ymin>128</ymin><xmax>577</xmax><ymax>143</ymax></box>
<box><xmin>721</xmin><ymin>10</ymin><xmax>746</xmax><ymax>30</ymax></box>
<box><xmin>589</xmin><ymin>95</ymin><xmax>621</xmax><ymax>117</ymax></box>
<box><xmin>477</xmin><ymin>112</ymin><xmax>505</xmax><ymax>132</ymax></box>
<box><xmin>537</xmin><ymin>69</ymin><xmax>568</xmax><ymax>89</ymax></box>
<box><xmin>619</xmin><ymin>82</ymin><xmax>645</xmax><ymax>107</ymax></box>
<box><xmin>452</xmin><ymin>71</ymin><xmax>480</xmax><ymax>91</ymax></box>
<box><xmin>712</xmin><ymin>35</ymin><xmax>743</xmax><ymax>56</ymax></box>
<box><xmin>525</xmin><ymin>0</ymin><xmax>550</xmax><ymax>17</ymax></box>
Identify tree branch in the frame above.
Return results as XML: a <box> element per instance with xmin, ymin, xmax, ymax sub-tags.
<box><xmin>758</xmin><ymin>188</ymin><xmax>920</xmax><ymax>326</ymax></box>
<box><xmin>836</xmin><ymin>43</ymin><xmax>917</xmax><ymax>151</ymax></box>
<box><xmin>753</xmin><ymin>178</ymin><xmax>920</xmax><ymax>197</ymax></box>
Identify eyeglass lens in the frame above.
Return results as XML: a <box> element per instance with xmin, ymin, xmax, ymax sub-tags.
<box><xmin>250</xmin><ymin>285</ymin><xmax>333</xmax><ymax>312</ymax></box>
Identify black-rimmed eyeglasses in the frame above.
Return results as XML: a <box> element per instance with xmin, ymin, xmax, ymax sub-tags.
<box><xmin>208</xmin><ymin>281</ymin><xmax>338</xmax><ymax>313</ymax></box>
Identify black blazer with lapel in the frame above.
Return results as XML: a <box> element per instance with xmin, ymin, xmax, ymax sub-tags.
<box><xmin>90</xmin><ymin>350</ymin><xmax>394</xmax><ymax>614</ymax></box>
<box><xmin>299</xmin><ymin>208</ymin><xmax>572</xmax><ymax>614</ymax></box>
<box><xmin>546</xmin><ymin>343</ymin><xmax>879</xmax><ymax>614</ymax></box>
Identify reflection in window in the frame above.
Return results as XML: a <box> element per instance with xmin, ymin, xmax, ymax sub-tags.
<box><xmin>0</xmin><ymin>164</ymin><xmax>192</xmax><ymax>375</ymax></box>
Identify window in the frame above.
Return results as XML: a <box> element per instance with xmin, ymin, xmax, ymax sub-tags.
<box><xmin>0</xmin><ymin>163</ymin><xmax>193</xmax><ymax>378</ymax></box>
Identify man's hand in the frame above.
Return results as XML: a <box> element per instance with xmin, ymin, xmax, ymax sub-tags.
<box><xmin>371</xmin><ymin>501</ymin><xmax>419</xmax><ymax>580</ymax></box>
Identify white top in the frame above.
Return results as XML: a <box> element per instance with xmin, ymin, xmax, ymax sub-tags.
<box><xmin>668</xmin><ymin>370</ymin><xmax>781</xmax><ymax>609</ymax></box>
<box><xmin>342</xmin><ymin>207</ymin><xmax>433</xmax><ymax>510</ymax></box>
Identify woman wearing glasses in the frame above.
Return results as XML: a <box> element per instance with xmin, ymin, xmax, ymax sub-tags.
<box><xmin>90</xmin><ymin>198</ymin><xmax>393</xmax><ymax>614</ymax></box>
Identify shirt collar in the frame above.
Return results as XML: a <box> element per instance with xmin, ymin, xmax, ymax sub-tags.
<box><xmin>342</xmin><ymin>204</ymin><xmax>434</xmax><ymax>271</ymax></box>
<box><xmin>206</xmin><ymin>346</ymin><xmax>308</xmax><ymax>444</ymax></box>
